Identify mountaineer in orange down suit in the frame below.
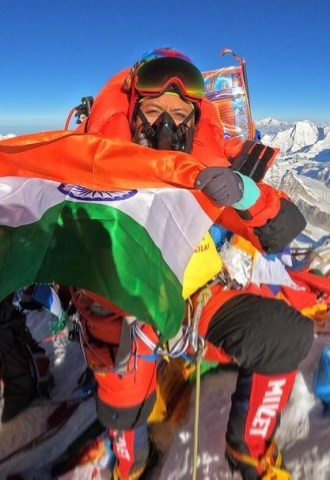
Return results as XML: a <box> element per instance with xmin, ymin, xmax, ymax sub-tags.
<box><xmin>74</xmin><ymin>48</ymin><xmax>313</xmax><ymax>480</ymax></box>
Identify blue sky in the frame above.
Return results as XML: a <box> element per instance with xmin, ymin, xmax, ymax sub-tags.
<box><xmin>1</xmin><ymin>0</ymin><xmax>329</xmax><ymax>134</ymax></box>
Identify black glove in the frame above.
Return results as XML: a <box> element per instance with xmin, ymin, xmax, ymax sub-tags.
<box><xmin>194</xmin><ymin>166</ymin><xmax>244</xmax><ymax>206</ymax></box>
<box><xmin>230</xmin><ymin>140</ymin><xmax>276</xmax><ymax>183</ymax></box>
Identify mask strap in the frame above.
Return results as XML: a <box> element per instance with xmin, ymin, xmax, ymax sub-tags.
<box><xmin>177</xmin><ymin>110</ymin><xmax>195</xmax><ymax>154</ymax></box>
<box><xmin>136</xmin><ymin>108</ymin><xmax>155</xmax><ymax>137</ymax></box>
<box><xmin>176</xmin><ymin>109</ymin><xmax>195</xmax><ymax>137</ymax></box>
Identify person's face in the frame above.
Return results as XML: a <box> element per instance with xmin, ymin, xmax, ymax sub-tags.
<box><xmin>136</xmin><ymin>93</ymin><xmax>195</xmax><ymax>127</ymax></box>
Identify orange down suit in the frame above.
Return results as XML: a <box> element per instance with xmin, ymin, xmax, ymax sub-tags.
<box><xmin>74</xmin><ymin>69</ymin><xmax>313</xmax><ymax>479</ymax></box>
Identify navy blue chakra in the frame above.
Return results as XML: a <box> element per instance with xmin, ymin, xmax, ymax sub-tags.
<box><xmin>58</xmin><ymin>184</ymin><xmax>138</xmax><ymax>202</ymax></box>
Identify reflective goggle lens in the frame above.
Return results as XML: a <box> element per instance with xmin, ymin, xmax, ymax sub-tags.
<box><xmin>135</xmin><ymin>57</ymin><xmax>205</xmax><ymax>101</ymax></box>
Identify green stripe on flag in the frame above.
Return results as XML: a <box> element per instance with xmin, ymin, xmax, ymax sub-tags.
<box><xmin>0</xmin><ymin>200</ymin><xmax>185</xmax><ymax>340</ymax></box>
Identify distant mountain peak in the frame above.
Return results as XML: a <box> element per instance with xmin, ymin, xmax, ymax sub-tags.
<box><xmin>255</xmin><ymin>118</ymin><xmax>293</xmax><ymax>137</ymax></box>
<box><xmin>256</xmin><ymin>117</ymin><xmax>283</xmax><ymax>126</ymax></box>
<box><xmin>258</xmin><ymin>119</ymin><xmax>330</xmax><ymax>158</ymax></box>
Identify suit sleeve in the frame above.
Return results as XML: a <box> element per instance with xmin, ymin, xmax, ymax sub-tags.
<box><xmin>217</xmin><ymin>183</ymin><xmax>306</xmax><ymax>253</ymax></box>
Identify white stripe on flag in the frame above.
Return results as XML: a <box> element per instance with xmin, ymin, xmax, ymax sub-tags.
<box><xmin>0</xmin><ymin>178</ymin><xmax>213</xmax><ymax>281</ymax></box>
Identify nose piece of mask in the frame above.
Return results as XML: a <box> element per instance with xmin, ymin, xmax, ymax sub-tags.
<box><xmin>134</xmin><ymin>108</ymin><xmax>194</xmax><ymax>153</ymax></box>
<box><xmin>153</xmin><ymin>112</ymin><xmax>179</xmax><ymax>150</ymax></box>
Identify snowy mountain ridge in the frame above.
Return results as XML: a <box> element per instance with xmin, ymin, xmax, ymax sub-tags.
<box><xmin>252</xmin><ymin>118</ymin><xmax>330</xmax><ymax>232</ymax></box>
<box><xmin>256</xmin><ymin>118</ymin><xmax>330</xmax><ymax>160</ymax></box>
<box><xmin>255</xmin><ymin>117</ymin><xmax>294</xmax><ymax>136</ymax></box>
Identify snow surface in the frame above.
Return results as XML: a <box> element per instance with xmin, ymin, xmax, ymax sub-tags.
<box><xmin>1</xmin><ymin>126</ymin><xmax>330</xmax><ymax>480</ymax></box>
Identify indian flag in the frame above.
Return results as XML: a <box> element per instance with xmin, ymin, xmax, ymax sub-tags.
<box><xmin>0</xmin><ymin>131</ymin><xmax>221</xmax><ymax>340</ymax></box>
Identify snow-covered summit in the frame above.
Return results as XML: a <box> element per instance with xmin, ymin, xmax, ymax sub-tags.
<box><xmin>259</xmin><ymin>118</ymin><xmax>330</xmax><ymax>232</ymax></box>
<box><xmin>257</xmin><ymin>118</ymin><xmax>330</xmax><ymax>160</ymax></box>
<box><xmin>255</xmin><ymin>117</ymin><xmax>293</xmax><ymax>136</ymax></box>
<box><xmin>256</xmin><ymin>117</ymin><xmax>284</xmax><ymax>126</ymax></box>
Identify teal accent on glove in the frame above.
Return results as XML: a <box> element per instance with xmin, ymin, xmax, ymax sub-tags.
<box><xmin>232</xmin><ymin>172</ymin><xmax>260</xmax><ymax>210</ymax></box>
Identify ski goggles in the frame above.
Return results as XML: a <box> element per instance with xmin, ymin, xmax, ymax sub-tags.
<box><xmin>134</xmin><ymin>57</ymin><xmax>205</xmax><ymax>102</ymax></box>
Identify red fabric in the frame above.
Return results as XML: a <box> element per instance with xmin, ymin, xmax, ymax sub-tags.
<box><xmin>281</xmin><ymin>285</ymin><xmax>319</xmax><ymax>311</ymax></box>
<box><xmin>279</xmin><ymin>269</ymin><xmax>330</xmax><ymax>311</ymax></box>
<box><xmin>94</xmin><ymin>323</ymin><xmax>158</xmax><ymax>408</ymax></box>
<box><xmin>244</xmin><ymin>371</ymin><xmax>297</xmax><ymax>460</ymax></box>
<box><xmin>203</xmin><ymin>343</ymin><xmax>233</xmax><ymax>364</ymax></box>
<box><xmin>110</xmin><ymin>429</ymin><xmax>136</xmax><ymax>478</ymax></box>
<box><xmin>289</xmin><ymin>270</ymin><xmax>330</xmax><ymax>295</ymax></box>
